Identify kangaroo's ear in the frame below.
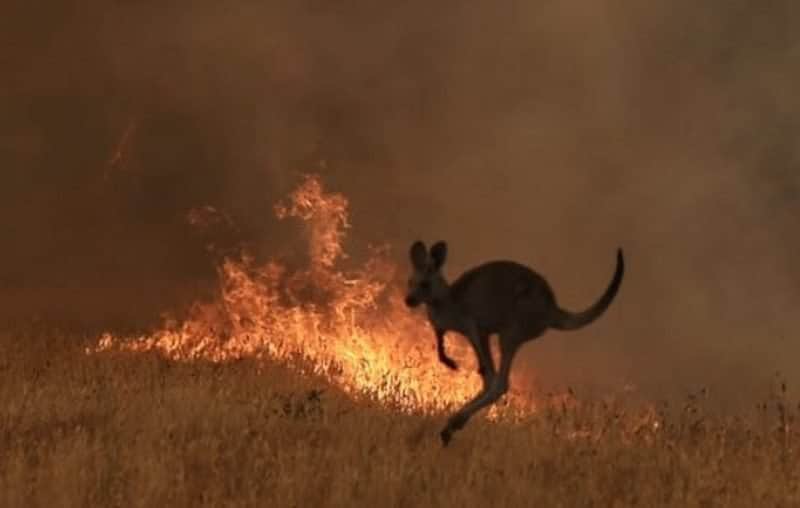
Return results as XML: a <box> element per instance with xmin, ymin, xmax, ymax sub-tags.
<box><xmin>429</xmin><ymin>241</ymin><xmax>448</xmax><ymax>270</ymax></box>
<box><xmin>409</xmin><ymin>241</ymin><xmax>428</xmax><ymax>270</ymax></box>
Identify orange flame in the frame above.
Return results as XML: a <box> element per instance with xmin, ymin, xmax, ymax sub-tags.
<box><xmin>89</xmin><ymin>174</ymin><xmax>536</xmax><ymax>418</ymax></box>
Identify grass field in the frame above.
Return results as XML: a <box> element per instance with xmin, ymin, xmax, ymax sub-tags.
<box><xmin>3</xmin><ymin>177</ymin><xmax>799</xmax><ymax>507</ymax></box>
<box><xmin>2</xmin><ymin>324</ymin><xmax>798</xmax><ymax>508</ymax></box>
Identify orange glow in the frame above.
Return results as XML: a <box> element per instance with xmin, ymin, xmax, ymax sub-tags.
<box><xmin>89</xmin><ymin>174</ymin><xmax>535</xmax><ymax>418</ymax></box>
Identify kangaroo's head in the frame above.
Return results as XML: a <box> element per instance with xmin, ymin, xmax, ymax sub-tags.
<box><xmin>405</xmin><ymin>240</ymin><xmax>449</xmax><ymax>308</ymax></box>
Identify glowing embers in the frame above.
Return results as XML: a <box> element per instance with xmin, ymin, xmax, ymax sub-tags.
<box><xmin>90</xmin><ymin>174</ymin><xmax>534</xmax><ymax>417</ymax></box>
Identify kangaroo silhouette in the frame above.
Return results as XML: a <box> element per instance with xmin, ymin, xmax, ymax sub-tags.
<box><xmin>405</xmin><ymin>240</ymin><xmax>624</xmax><ymax>445</ymax></box>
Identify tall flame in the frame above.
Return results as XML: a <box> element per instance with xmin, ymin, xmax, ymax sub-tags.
<box><xmin>90</xmin><ymin>174</ymin><xmax>535</xmax><ymax>417</ymax></box>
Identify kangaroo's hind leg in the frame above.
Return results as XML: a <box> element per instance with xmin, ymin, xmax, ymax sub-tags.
<box><xmin>475</xmin><ymin>332</ymin><xmax>495</xmax><ymax>388</ymax></box>
<box><xmin>440</xmin><ymin>329</ymin><xmax>524</xmax><ymax>446</ymax></box>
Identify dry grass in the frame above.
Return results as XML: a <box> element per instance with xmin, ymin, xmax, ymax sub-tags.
<box><xmin>1</xmin><ymin>325</ymin><xmax>799</xmax><ymax>508</ymax></box>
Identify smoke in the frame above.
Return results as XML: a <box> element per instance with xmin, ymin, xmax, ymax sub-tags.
<box><xmin>2</xmin><ymin>1</ymin><xmax>800</xmax><ymax>404</ymax></box>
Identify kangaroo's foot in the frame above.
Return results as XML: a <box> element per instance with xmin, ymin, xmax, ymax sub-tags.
<box><xmin>440</xmin><ymin>428</ymin><xmax>452</xmax><ymax>446</ymax></box>
<box><xmin>440</xmin><ymin>413</ymin><xmax>469</xmax><ymax>447</ymax></box>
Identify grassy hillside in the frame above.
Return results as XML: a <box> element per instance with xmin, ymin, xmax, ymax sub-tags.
<box><xmin>1</xmin><ymin>325</ymin><xmax>798</xmax><ymax>507</ymax></box>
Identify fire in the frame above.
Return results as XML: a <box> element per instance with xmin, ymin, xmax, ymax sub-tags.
<box><xmin>90</xmin><ymin>174</ymin><xmax>535</xmax><ymax>418</ymax></box>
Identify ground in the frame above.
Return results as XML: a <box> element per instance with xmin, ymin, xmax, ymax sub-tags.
<box><xmin>1</xmin><ymin>324</ymin><xmax>798</xmax><ymax>507</ymax></box>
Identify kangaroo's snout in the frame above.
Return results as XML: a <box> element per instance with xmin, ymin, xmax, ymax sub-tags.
<box><xmin>404</xmin><ymin>294</ymin><xmax>420</xmax><ymax>308</ymax></box>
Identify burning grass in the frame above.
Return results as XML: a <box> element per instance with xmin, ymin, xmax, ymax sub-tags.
<box><xmin>88</xmin><ymin>174</ymin><xmax>534</xmax><ymax>418</ymax></box>
<box><xmin>2</xmin><ymin>325</ymin><xmax>800</xmax><ymax>507</ymax></box>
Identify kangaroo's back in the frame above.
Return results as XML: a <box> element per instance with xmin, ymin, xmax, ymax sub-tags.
<box><xmin>449</xmin><ymin>261</ymin><xmax>557</xmax><ymax>334</ymax></box>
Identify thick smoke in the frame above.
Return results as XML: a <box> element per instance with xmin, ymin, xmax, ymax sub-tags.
<box><xmin>2</xmin><ymin>1</ymin><xmax>799</xmax><ymax>404</ymax></box>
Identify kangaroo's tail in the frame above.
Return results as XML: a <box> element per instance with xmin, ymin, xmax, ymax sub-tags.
<box><xmin>550</xmin><ymin>248</ymin><xmax>624</xmax><ymax>331</ymax></box>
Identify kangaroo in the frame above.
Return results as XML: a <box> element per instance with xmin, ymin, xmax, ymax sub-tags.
<box><xmin>404</xmin><ymin>240</ymin><xmax>624</xmax><ymax>446</ymax></box>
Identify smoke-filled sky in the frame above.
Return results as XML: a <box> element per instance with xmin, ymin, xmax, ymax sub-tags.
<box><xmin>3</xmin><ymin>1</ymin><xmax>800</xmax><ymax>404</ymax></box>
